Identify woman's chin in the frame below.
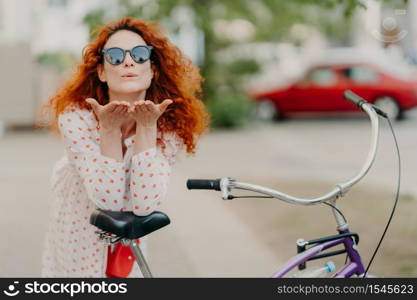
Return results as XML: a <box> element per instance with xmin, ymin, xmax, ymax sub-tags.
<box><xmin>112</xmin><ymin>85</ymin><xmax>146</xmax><ymax>95</ymax></box>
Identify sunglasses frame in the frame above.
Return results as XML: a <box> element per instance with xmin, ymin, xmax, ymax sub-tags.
<box><xmin>102</xmin><ymin>45</ymin><xmax>154</xmax><ymax>65</ymax></box>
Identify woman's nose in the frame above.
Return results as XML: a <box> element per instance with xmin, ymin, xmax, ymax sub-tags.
<box><xmin>123</xmin><ymin>51</ymin><xmax>135</xmax><ymax>66</ymax></box>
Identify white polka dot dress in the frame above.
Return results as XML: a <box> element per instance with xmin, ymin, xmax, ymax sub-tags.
<box><xmin>41</xmin><ymin>105</ymin><xmax>181</xmax><ymax>278</ymax></box>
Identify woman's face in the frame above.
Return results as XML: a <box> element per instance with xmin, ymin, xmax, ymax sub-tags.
<box><xmin>98</xmin><ymin>29</ymin><xmax>154</xmax><ymax>96</ymax></box>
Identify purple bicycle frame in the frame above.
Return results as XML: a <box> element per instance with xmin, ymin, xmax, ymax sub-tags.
<box><xmin>272</xmin><ymin>228</ymin><xmax>366</xmax><ymax>278</ymax></box>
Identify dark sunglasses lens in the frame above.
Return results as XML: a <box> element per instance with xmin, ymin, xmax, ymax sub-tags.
<box><xmin>105</xmin><ymin>48</ymin><xmax>125</xmax><ymax>65</ymax></box>
<box><xmin>131</xmin><ymin>46</ymin><xmax>151</xmax><ymax>63</ymax></box>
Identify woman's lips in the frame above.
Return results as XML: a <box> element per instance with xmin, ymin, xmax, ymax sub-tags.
<box><xmin>121</xmin><ymin>73</ymin><xmax>138</xmax><ymax>78</ymax></box>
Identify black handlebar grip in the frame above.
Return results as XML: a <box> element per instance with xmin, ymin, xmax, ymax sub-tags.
<box><xmin>344</xmin><ymin>90</ymin><xmax>387</xmax><ymax>118</ymax></box>
<box><xmin>186</xmin><ymin>179</ymin><xmax>221</xmax><ymax>191</ymax></box>
<box><xmin>343</xmin><ymin>90</ymin><xmax>366</xmax><ymax>109</ymax></box>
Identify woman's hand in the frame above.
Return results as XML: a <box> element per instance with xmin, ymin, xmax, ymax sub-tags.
<box><xmin>85</xmin><ymin>98</ymin><xmax>130</xmax><ymax>131</ymax></box>
<box><xmin>128</xmin><ymin>99</ymin><xmax>173</xmax><ymax>127</ymax></box>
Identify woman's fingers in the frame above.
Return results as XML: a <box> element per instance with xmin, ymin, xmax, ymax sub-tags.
<box><xmin>159</xmin><ymin>99</ymin><xmax>173</xmax><ymax>113</ymax></box>
<box><xmin>121</xmin><ymin>101</ymin><xmax>130</xmax><ymax>108</ymax></box>
<box><xmin>116</xmin><ymin>102</ymin><xmax>133</xmax><ymax>114</ymax></box>
<box><xmin>87</xmin><ymin>98</ymin><xmax>167</xmax><ymax>116</ymax></box>
<box><xmin>129</xmin><ymin>99</ymin><xmax>172</xmax><ymax>115</ymax></box>
<box><xmin>107</xmin><ymin>101</ymin><xmax>120</xmax><ymax>113</ymax></box>
<box><xmin>127</xmin><ymin>103</ymin><xmax>134</xmax><ymax>113</ymax></box>
<box><xmin>140</xmin><ymin>101</ymin><xmax>150</xmax><ymax>112</ymax></box>
<box><xmin>85</xmin><ymin>98</ymin><xmax>100</xmax><ymax>111</ymax></box>
<box><xmin>144</xmin><ymin>100</ymin><xmax>154</xmax><ymax>112</ymax></box>
<box><xmin>132</xmin><ymin>100</ymin><xmax>146</xmax><ymax>113</ymax></box>
<box><xmin>113</xmin><ymin>102</ymin><xmax>126</xmax><ymax>114</ymax></box>
<box><xmin>113</xmin><ymin>101</ymin><xmax>129</xmax><ymax>114</ymax></box>
<box><xmin>114</xmin><ymin>105</ymin><xmax>124</xmax><ymax>114</ymax></box>
<box><xmin>120</xmin><ymin>102</ymin><xmax>130</xmax><ymax>114</ymax></box>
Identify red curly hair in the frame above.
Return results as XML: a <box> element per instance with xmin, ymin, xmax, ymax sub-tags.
<box><xmin>38</xmin><ymin>17</ymin><xmax>209</xmax><ymax>154</ymax></box>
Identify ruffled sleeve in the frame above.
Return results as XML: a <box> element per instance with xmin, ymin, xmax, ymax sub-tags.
<box><xmin>58</xmin><ymin>106</ymin><xmax>127</xmax><ymax>211</ymax></box>
<box><xmin>129</xmin><ymin>132</ymin><xmax>182</xmax><ymax>216</ymax></box>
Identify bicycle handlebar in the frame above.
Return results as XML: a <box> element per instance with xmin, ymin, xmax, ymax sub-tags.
<box><xmin>344</xmin><ymin>90</ymin><xmax>367</xmax><ymax>109</ymax></box>
<box><xmin>187</xmin><ymin>90</ymin><xmax>381</xmax><ymax>207</ymax></box>
<box><xmin>186</xmin><ymin>179</ymin><xmax>221</xmax><ymax>191</ymax></box>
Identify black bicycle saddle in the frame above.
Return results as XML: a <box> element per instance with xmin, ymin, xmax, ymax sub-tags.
<box><xmin>89</xmin><ymin>209</ymin><xmax>171</xmax><ymax>239</ymax></box>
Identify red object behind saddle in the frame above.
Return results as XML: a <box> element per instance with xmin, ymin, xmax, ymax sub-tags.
<box><xmin>105</xmin><ymin>238</ymin><xmax>140</xmax><ymax>278</ymax></box>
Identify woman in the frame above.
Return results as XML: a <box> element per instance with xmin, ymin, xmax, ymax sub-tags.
<box><xmin>40</xmin><ymin>17</ymin><xmax>209</xmax><ymax>278</ymax></box>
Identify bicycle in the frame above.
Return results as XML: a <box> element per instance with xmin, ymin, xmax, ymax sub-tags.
<box><xmin>89</xmin><ymin>90</ymin><xmax>400</xmax><ymax>278</ymax></box>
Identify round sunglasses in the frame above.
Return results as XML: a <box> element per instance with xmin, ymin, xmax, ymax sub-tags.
<box><xmin>102</xmin><ymin>45</ymin><xmax>154</xmax><ymax>65</ymax></box>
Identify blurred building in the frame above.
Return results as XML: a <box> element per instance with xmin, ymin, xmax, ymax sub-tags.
<box><xmin>0</xmin><ymin>0</ymin><xmax>100</xmax><ymax>130</ymax></box>
<box><xmin>0</xmin><ymin>0</ymin><xmax>35</xmax><ymax>129</ymax></box>
<box><xmin>353</xmin><ymin>0</ymin><xmax>417</xmax><ymax>67</ymax></box>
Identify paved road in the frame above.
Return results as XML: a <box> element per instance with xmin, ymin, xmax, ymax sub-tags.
<box><xmin>1</xmin><ymin>109</ymin><xmax>416</xmax><ymax>277</ymax></box>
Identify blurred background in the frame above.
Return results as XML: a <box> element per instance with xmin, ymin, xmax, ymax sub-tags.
<box><xmin>1</xmin><ymin>0</ymin><xmax>416</xmax><ymax>277</ymax></box>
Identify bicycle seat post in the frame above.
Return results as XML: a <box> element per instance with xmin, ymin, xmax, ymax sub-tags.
<box><xmin>121</xmin><ymin>238</ymin><xmax>153</xmax><ymax>278</ymax></box>
<box><xmin>90</xmin><ymin>209</ymin><xmax>171</xmax><ymax>278</ymax></box>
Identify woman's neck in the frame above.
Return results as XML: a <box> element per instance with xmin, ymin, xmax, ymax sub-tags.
<box><xmin>108</xmin><ymin>90</ymin><xmax>146</xmax><ymax>104</ymax></box>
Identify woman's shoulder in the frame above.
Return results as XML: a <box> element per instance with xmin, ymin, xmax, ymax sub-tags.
<box><xmin>58</xmin><ymin>104</ymin><xmax>97</xmax><ymax>132</ymax></box>
<box><xmin>59</xmin><ymin>104</ymin><xmax>96</xmax><ymax>124</ymax></box>
<box><xmin>158</xmin><ymin>131</ymin><xmax>184</xmax><ymax>153</ymax></box>
<box><xmin>61</xmin><ymin>104</ymin><xmax>93</xmax><ymax>117</ymax></box>
<box><xmin>159</xmin><ymin>131</ymin><xmax>181</xmax><ymax>143</ymax></box>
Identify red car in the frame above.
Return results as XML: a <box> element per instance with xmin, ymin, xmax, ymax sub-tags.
<box><xmin>251</xmin><ymin>63</ymin><xmax>417</xmax><ymax>120</ymax></box>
